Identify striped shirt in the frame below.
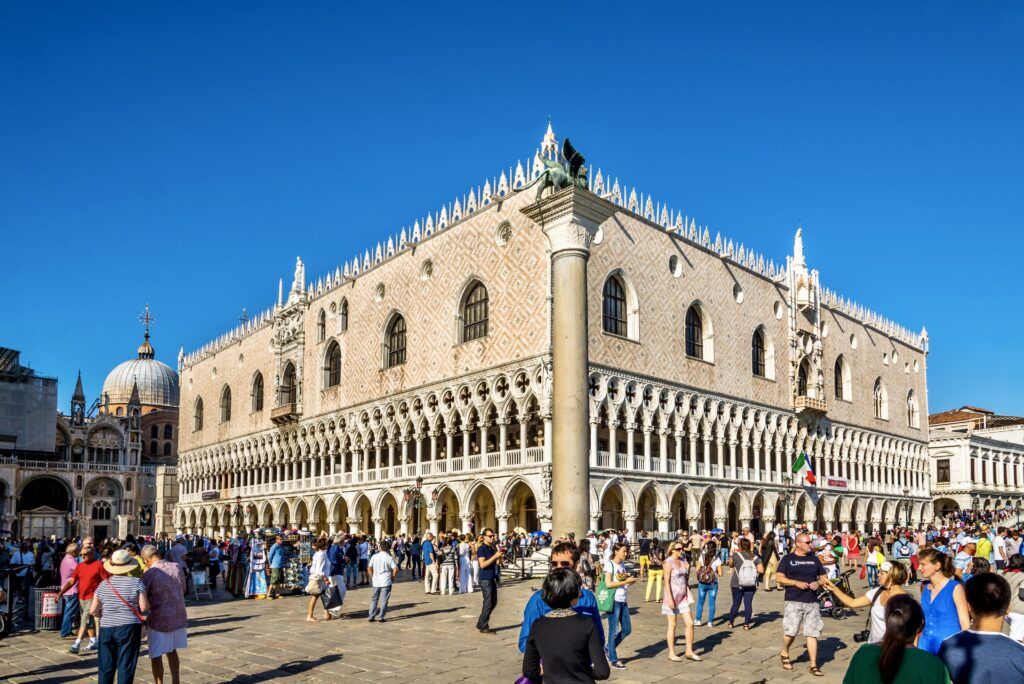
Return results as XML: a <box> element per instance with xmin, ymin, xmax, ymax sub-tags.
<box><xmin>94</xmin><ymin>576</ymin><xmax>146</xmax><ymax>628</ymax></box>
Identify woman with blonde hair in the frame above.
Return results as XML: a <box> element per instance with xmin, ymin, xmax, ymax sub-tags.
<box><xmin>824</xmin><ymin>561</ymin><xmax>909</xmax><ymax>643</ymax></box>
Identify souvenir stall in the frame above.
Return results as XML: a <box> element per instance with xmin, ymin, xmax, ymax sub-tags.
<box><xmin>225</xmin><ymin>536</ymin><xmax>250</xmax><ymax>598</ymax></box>
<box><xmin>282</xmin><ymin>530</ymin><xmax>312</xmax><ymax>594</ymax></box>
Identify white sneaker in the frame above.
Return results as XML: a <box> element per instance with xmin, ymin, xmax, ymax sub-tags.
<box><xmin>693</xmin><ymin>620</ymin><xmax>702</xmax><ymax>626</ymax></box>
<box><xmin>83</xmin><ymin>642</ymin><xmax>98</xmax><ymax>653</ymax></box>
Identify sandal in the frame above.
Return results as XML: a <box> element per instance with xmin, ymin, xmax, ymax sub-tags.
<box><xmin>685</xmin><ymin>653</ymin><xmax>702</xmax><ymax>662</ymax></box>
<box><xmin>743</xmin><ymin>624</ymin><xmax>751</xmax><ymax>631</ymax></box>
<box><xmin>809</xmin><ymin>666</ymin><xmax>824</xmax><ymax>677</ymax></box>
<box><xmin>668</xmin><ymin>655</ymin><xmax>683</xmax><ymax>662</ymax></box>
<box><xmin>780</xmin><ymin>655</ymin><xmax>793</xmax><ymax>670</ymax></box>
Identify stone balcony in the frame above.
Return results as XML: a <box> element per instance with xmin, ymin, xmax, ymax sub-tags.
<box><xmin>270</xmin><ymin>402</ymin><xmax>300</xmax><ymax>425</ymax></box>
<box><xmin>794</xmin><ymin>396</ymin><xmax>828</xmax><ymax>414</ymax></box>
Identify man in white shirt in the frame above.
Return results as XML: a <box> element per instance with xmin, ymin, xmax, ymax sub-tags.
<box><xmin>367</xmin><ymin>540</ymin><xmax>397</xmax><ymax>622</ymax></box>
<box><xmin>994</xmin><ymin>527</ymin><xmax>1009</xmax><ymax>570</ymax></box>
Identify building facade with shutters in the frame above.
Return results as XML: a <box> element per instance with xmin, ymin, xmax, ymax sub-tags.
<box><xmin>928</xmin><ymin>406</ymin><xmax>1024</xmax><ymax>519</ymax></box>
<box><xmin>174</xmin><ymin>125</ymin><xmax>931</xmax><ymax>540</ymax></box>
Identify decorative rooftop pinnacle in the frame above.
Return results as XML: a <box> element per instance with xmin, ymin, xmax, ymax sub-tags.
<box><xmin>72</xmin><ymin>370</ymin><xmax>85</xmax><ymax>401</ymax></box>
<box><xmin>793</xmin><ymin>226</ymin><xmax>806</xmax><ymax>269</ymax></box>
<box><xmin>540</xmin><ymin>118</ymin><xmax>559</xmax><ymax>160</ymax></box>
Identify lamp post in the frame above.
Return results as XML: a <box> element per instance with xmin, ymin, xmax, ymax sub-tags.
<box><xmin>403</xmin><ymin>476</ymin><xmax>428</xmax><ymax>535</ymax></box>
<box><xmin>233</xmin><ymin>495</ymin><xmax>243</xmax><ymax>534</ymax></box>
<box><xmin>903</xmin><ymin>487</ymin><xmax>911</xmax><ymax>528</ymax></box>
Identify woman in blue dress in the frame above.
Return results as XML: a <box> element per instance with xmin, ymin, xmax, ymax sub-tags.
<box><xmin>916</xmin><ymin>548</ymin><xmax>970</xmax><ymax>654</ymax></box>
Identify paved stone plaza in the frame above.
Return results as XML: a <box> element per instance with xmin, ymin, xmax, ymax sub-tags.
<box><xmin>0</xmin><ymin>567</ymin><xmax>873</xmax><ymax>683</ymax></box>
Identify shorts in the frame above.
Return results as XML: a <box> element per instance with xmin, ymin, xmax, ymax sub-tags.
<box><xmin>80</xmin><ymin>598</ymin><xmax>96</xmax><ymax>629</ymax></box>
<box><xmin>148</xmin><ymin>627</ymin><xmax>188</xmax><ymax>659</ymax></box>
<box><xmin>638</xmin><ymin>555</ymin><xmax>650</xmax><ymax>569</ymax></box>
<box><xmin>270</xmin><ymin>568</ymin><xmax>284</xmax><ymax>586</ymax></box>
<box><xmin>782</xmin><ymin>602</ymin><xmax>823</xmax><ymax>638</ymax></box>
<box><xmin>783</xmin><ymin>601</ymin><xmax>823</xmax><ymax>638</ymax></box>
<box><xmin>661</xmin><ymin>601</ymin><xmax>691</xmax><ymax>616</ymax></box>
<box><xmin>358</xmin><ymin>559</ymin><xmax>368</xmax><ymax>572</ymax></box>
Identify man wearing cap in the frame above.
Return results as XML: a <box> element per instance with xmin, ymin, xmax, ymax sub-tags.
<box><xmin>141</xmin><ymin>545</ymin><xmax>188</xmax><ymax>684</ymax></box>
<box><xmin>954</xmin><ymin>538</ymin><xmax>976</xmax><ymax>581</ymax></box>
<box><xmin>91</xmin><ymin>549</ymin><xmax>149</xmax><ymax>684</ymax></box>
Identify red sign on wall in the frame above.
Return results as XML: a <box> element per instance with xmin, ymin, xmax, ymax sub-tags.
<box><xmin>827</xmin><ymin>478</ymin><xmax>849</xmax><ymax>489</ymax></box>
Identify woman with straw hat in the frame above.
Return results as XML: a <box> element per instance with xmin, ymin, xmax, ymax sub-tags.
<box><xmin>90</xmin><ymin>548</ymin><xmax>150</xmax><ymax>684</ymax></box>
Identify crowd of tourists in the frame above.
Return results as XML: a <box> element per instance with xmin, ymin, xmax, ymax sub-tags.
<box><xmin>4</xmin><ymin>518</ymin><xmax>1024</xmax><ymax>683</ymax></box>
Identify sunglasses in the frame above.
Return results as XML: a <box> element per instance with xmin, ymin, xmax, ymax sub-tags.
<box><xmin>550</xmin><ymin>560</ymin><xmax>574</xmax><ymax>568</ymax></box>
<box><xmin>672</xmin><ymin>547</ymin><xmax>683</xmax><ymax>552</ymax></box>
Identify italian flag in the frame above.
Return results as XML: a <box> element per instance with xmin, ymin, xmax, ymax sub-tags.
<box><xmin>792</xmin><ymin>452</ymin><xmax>816</xmax><ymax>486</ymax></box>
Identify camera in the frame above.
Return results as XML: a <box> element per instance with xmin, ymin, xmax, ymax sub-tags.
<box><xmin>853</xmin><ymin>630</ymin><xmax>870</xmax><ymax>643</ymax></box>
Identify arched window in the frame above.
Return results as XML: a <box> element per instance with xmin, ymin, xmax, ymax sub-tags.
<box><xmin>907</xmin><ymin>390</ymin><xmax>920</xmax><ymax>428</ymax></box>
<box><xmin>220</xmin><ymin>385</ymin><xmax>232</xmax><ymax>422</ymax></box>
<box><xmin>462</xmin><ymin>282</ymin><xmax>489</xmax><ymax>342</ymax></box>
<box><xmin>602</xmin><ymin>276</ymin><xmax>628</xmax><ymax>337</ymax></box>
<box><xmin>280</xmin><ymin>363</ymin><xmax>297</xmax><ymax>405</ymax></box>
<box><xmin>125</xmin><ymin>477</ymin><xmax>132</xmax><ymax>492</ymax></box>
<box><xmin>317</xmin><ymin>309</ymin><xmax>326</xmax><ymax>342</ymax></box>
<box><xmin>163</xmin><ymin>442</ymin><xmax>171</xmax><ymax>456</ymax></box>
<box><xmin>834</xmin><ymin>358</ymin><xmax>843</xmax><ymax>398</ymax></box>
<box><xmin>751</xmin><ymin>328</ymin><xmax>766</xmax><ymax>377</ymax></box>
<box><xmin>252</xmin><ymin>372</ymin><xmax>265</xmax><ymax>411</ymax></box>
<box><xmin>150</xmin><ymin>425</ymin><xmax>158</xmax><ymax>439</ymax></box>
<box><xmin>873</xmin><ymin>378</ymin><xmax>889</xmax><ymax>420</ymax></box>
<box><xmin>194</xmin><ymin>398</ymin><xmax>204</xmax><ymax>431</ymax></box>
<box><xmin>797</xmin><ymin>358</ymin><xmax>810</xmax><ymax>396</ymax></box>
<box><xmin>115</xmin><ymin>407</ymin><xmax>123</xmax><ymax>416</ymax></box>
<box><xmin>91</xmin><ymin>501</ymin><xmax>112</xmax><ymax>520</ymax></box>
<box><xmin>340</xmin><ymin>299</ymin><xmax>349</xmax><ymax>332</ymax></box>
<box><xmin>685</xmin><ymin>304</ymin><xmax>712</xmax><ymax>360</ymax></box>
<box><xmin>324</xmin><ymin>341</ymin><xmax>342</xmax><ymax>387</ymax></box>
<box><xmin>385</xmin><ymin>315</ymin><xmax>407</xmax><ymax>368</ymax></box>
<box><xmin>163</xmin><ymin>424</ymin><xmax>172</xmax><ymax>440</ymax></box>
<box><xmin>149</xmin><ymin>440</ymin><xmax>158</xmax><ymax>455</ymax></box>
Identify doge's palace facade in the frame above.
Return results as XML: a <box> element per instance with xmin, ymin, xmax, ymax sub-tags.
<box><xmin>175</xmin><ymin>125</ymin><xmax>931</xmax><ymax>539</ymax></box>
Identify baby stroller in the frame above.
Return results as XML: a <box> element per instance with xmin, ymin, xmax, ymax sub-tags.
<box><xmin>816</xmin><ymin>568</ymin><xmax>855</xmax><ymax>620</ymax></box>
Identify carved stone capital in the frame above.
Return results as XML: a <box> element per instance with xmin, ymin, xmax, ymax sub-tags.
<box><xmin>520</xmin><ymin>187</ymin><xmax>616</xmax><ymax>257</ymax></box>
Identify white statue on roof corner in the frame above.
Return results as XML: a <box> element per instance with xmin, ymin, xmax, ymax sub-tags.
<box><xmin>288</xmin><ymin>256</ymin><xmax>305</xmax><ymax>304</ymax></box>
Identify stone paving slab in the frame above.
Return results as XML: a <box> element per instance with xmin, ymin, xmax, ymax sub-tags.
<box><xmin>0</xmin><ymin>569</ymin><xmax>874</xmax><ymax>683</ymax></box>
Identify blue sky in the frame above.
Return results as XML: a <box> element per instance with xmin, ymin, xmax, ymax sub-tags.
<box><xmin>2</xmin><ymin>3</ymin><xmax>1022</xmax><ymax>415</ymax></box>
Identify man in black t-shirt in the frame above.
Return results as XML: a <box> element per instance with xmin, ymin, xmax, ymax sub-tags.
<box><xmin>475</xmin><ymin>528</ymin><xmax>501</xmax><ymax>634</ymax></box>
<box><xmin>637</xmin><ymin>532</ymin><xmax>652</xmax><ymax>581</ymax></box>
<box><xmin>775</xmin><ymin>533</ymin><xmax>829</xmax><ymax>677</ymax></box>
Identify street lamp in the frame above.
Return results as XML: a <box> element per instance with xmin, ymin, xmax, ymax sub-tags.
<box><xmin>902</xmin><ymin>487</ymin><xmax>911</xmax><ymax>528</ymax></box>
<box><xmin>233</xmin><ymin>495</ymin><xmax>243</xmax><ymax>533</ymax></box>
<box><xmin>403</xmin><ymin>477</ymin><xmax>427</xmax><ymax>534</ymax></box>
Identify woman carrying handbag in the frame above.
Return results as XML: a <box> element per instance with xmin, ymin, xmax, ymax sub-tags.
<box><xmin>90</xmin><ymin>549</ymin><xmax>150</xmax><ymax>684</ymax></box>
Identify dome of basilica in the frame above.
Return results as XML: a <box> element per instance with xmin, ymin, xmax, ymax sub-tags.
<box><xmin>101</xmin><ymin>333</ymin><xmax>179</xmax><ymax>408</ymax></box>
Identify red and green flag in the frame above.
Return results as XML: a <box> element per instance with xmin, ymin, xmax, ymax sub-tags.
<box><xmin>792</xmin><ymin>451</ymin><xmax>816</xmax><ymax>486</ymax></box>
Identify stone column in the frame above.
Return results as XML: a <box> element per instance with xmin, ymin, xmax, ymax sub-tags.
<box><xmin>686</xmin><ymin>516</ymin><xmax>699</xmax><ymax>534</ymax></box>
<box><xmin>522</xmin><ymin>188</ymin><xmax>613</xmax><ymax>538</ymax></box>
<box><xmin>372</xmin><ymin>516</ymin><xmax>384</xmax><ymax>538</ymax></box>
<box><xmin>656</xmin><ymin>513</ymin><xmax>672</xmax><ymax>537</ymax></box>
<box><xmin>624</xmin><ymin>513</ymin><xmax>638</xmax><ymax>541</ymax></box>
<box><xmin>626</xmin><ymin>424</ymin><xmax>636</xmax><ymax>471</ymax></box>
<box><xmin>347</xmin><ymin>517</ymin><xmax>360</xmax><ymax>535</ymax></box>
<box><xmin>428</xmin><ymin>514</ymin><xmax>440</xmax><ymax>536</ymax></box>
<box><xmin>496</xmin><ymin>511</ymin><xmax>511</xmax><ymax>537</ymax></box>
<box><xmin>589</xmin><ymin>418</ymin><xmax>599</xmax><ymax>467</ymax></box>
<box><xmin>498</xmin><ymin>421</ymin><xmax>508</xmax><ymax>465</ymax></box>
<box><xmin>608</xmin><ymin>421</ymin><xmax>619</xmax><ymax>466</ymax></box>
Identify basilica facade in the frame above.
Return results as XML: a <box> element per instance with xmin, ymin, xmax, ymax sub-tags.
<box><xmin>175</xmin><ymin>126</ymin><xmax>931</xmax><ymax>540</ymax></box>
<box><xmin>0</xmin><ymin>327</ymin><xmax>180</xmax><ymax>540</ymax></box>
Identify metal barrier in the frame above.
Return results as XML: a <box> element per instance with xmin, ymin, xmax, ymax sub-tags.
<box><xmin>33</xmin><ymin>586</ymin><xmax>62</xmax><ymax>631</ymax></box>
